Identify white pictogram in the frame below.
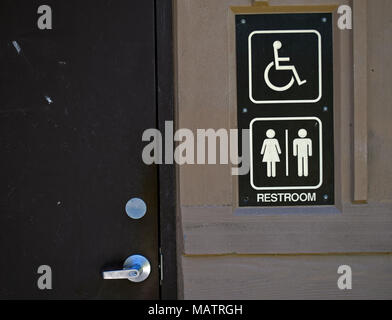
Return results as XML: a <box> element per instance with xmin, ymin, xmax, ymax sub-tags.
<box><xmin>260</xmin><ymin>128</ymin><xmax>313</xmax><ymax>178</ymax></box>
<box><xmin>260</xmin><ymin>129</ymin><xmax>282</xmax><ymax>178</ymax></box>
<box><xmin>250</xmin><ymin>117</ymin><xmax>323</xmax><ymax>191</ymax></box>
<box><xmin>248</xmin><ymin>30</ymin><xmax>322</xmax><ymax>104</ymax></box>
<box><xmin>264</xmin><ymin>41</ymin><xmax>307</xmax><ymax>92</ymax></box>
<box><xmin>293</xmin><ymin>129</ymin><xmax>313</xmax><ymax>177</ymax></box>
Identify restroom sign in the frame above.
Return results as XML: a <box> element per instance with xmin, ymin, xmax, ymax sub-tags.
<box><xmin>236</xmin><ymin>13</ymin><xmax>335</xmax><ymax>207</ymax></box>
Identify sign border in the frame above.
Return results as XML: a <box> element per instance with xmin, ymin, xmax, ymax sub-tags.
<box><xmin>249</xmin><ymin>117</ymin><xmax>323</xmax><ymax>191</ymax></box>
<box><xmin>248</xmin><ymin>30</ymin><xmax>322</xmax><ymax>104</ymax></box>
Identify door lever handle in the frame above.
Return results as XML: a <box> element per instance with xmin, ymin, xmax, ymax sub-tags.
<box><xmin>102</xmin><ymin>255</ymin><xmax>151</xmax><ymax>283</ymax></box>
<box><xmin>103</xmin><ymin>268</ymin><xmax>141</xmax><ymax>280</ymax></box>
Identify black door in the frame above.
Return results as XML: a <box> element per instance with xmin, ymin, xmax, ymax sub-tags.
<box><xmin>0</xmin><ymin>0</ymin><xmax>161</xmax><ymax>299</ymax></box>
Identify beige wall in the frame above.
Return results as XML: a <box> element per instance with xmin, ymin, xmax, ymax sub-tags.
<box><xmin>367</xmin><ymin>0</ymin><xmax>392</xmax><ymax>202</ymax></box>
<box><xmin>175</xmin><ymin>0</ymin><xmax>392</xmax><ymax>299</ymax></box>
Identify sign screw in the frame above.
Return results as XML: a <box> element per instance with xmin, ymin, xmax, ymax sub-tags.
<box><xmin>240</xmin><ymin>19</ymin><xmax>246</xmax><ymax>24</ymax></box>
<box><xmin>323</xmin><ymin>106</ymin><xmax>329</xmax><ymax>112</ymax></box>
<box><xmin>323</xmin><ymin>194</ymin><xmax>329</xmax><ymax>201</ymax></box>
<box><xmin>322</xmin><ymin>17</ymin><xmax>327</xmax><ymax>23</ymax></box>
<box><xmin>243</xmin><ymin>196</ymin><xmax>249</xmax><ymax>204</ymax></box>
<box><xmin>242</xmin><ymin>108</ymin><xmax>248</xmax><ymax>114</ymax></box>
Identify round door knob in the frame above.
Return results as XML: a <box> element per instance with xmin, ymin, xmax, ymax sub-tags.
<box><xmin>123</xmin><ymin>255</ymin><xmax>151</xmax><ymax>283</ymax></box>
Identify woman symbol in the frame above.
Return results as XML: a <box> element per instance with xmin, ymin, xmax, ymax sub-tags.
<box><xmin>261</xmin><ymin>129</ymin><xmax>282</xmax><ymax>178</ymax></box>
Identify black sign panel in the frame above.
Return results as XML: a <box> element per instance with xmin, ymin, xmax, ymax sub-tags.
<box><xmin>237</xmin><ymin>13</ymin><xmax>334</xmax><ymax>207</ymax></box>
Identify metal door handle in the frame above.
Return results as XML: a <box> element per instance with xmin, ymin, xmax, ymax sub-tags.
<box><xmin>102</xmin><ymin>255</ymin><xmax>151</xmax><ymax>283</ymax></box>
<box><xmin>103</xmin><ymin>269</ymin><xmax>141</xmax><ymax>280</ymax></box>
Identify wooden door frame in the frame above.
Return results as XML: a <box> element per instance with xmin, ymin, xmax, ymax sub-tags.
<box><xmin>155</xmin><ymin>0</ymin><xmax>177</xmax><ymax>300</ymax></box>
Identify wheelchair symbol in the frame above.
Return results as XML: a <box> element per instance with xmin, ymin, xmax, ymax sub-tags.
<box><xmin>264</xmin><ymin>41</ymin><xmax>307</xmax><ymax>92</ymax></box>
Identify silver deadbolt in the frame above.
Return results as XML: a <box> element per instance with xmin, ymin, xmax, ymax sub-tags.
<box><xmin>126</xmin><ymin>198</ymin><xmax>147</xmax><ymax>220</ymax></box>
<box><xmin>102</xmin><ymin>255</ymin><xmax>151</xmax><ymax>283</ymax></box>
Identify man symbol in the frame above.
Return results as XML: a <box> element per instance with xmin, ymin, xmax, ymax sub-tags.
<box><xmin>293</xmin><ymin>129</ymin><xmax>313</xmax><ymax>177</ymax></box>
